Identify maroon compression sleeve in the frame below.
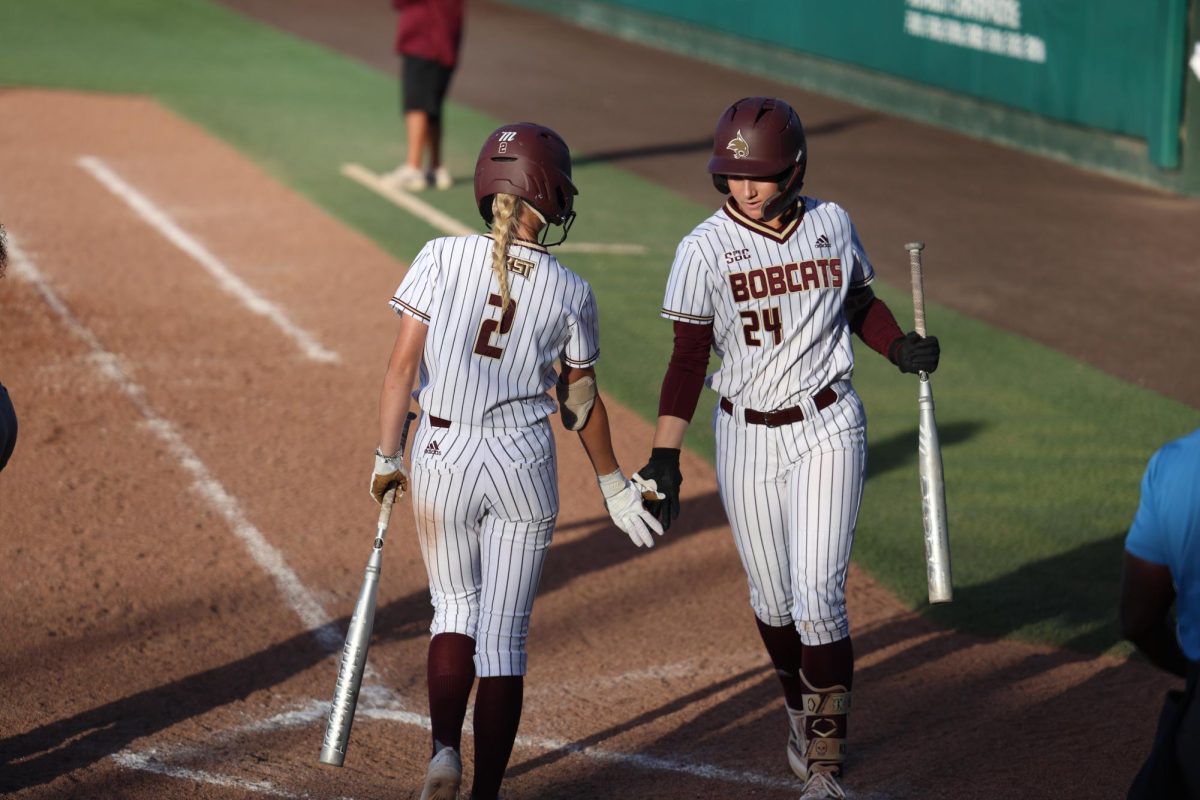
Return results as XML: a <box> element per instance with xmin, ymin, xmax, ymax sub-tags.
<box><xmin>851</xmin><ymin>296</ymin><xmax>905</xmax><ymax>361</ymax></box>
<box><xmin>658</xmin><ymin>321</ymin><xmax>713</xmax><ymax>420</ymax></box>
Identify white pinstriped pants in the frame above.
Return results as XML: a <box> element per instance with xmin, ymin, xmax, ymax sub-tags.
<box><xmin>409</xmin><ymin>417</ymin><xmax>559</xmax><ymax>677</ymax></box>
<box><xmin>714</xmin><ymin>382</ymin><xmax>867</xmax><ymax>646</ymax></box>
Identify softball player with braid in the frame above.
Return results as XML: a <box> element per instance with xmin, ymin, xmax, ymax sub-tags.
<box><xmin>371</xmin><ymin>123</ymin><xmax>661</xmax><ymax>800</ymax></box>
<box><xmin>633</xmin><ymin>97</ymin><xmax>939</xmax><ymax>800</ymax></box>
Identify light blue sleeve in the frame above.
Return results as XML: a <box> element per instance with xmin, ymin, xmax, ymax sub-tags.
<box><xmin>1125</xmin><ymin>451</ymin><xmax>1169</xmax><ymax>564</ymax></box>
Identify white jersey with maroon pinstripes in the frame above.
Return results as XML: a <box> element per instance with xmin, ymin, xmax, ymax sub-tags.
<box><xmin>661</xmin><ymin>197</ymin><xmax>874</xmax><ymax>411</ymax></box>
<box><xmin>390</xmin><ymin>233</ymin><xmax>599</xmax><ymax>428</ymax></box>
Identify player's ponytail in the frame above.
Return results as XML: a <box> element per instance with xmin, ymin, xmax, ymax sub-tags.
<box><xmin>489</xmin><ymin>193</ymin><xmax>519</xmax><ymax>314</ymax></box>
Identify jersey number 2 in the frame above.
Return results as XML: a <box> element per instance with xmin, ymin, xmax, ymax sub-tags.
<box><xmin>474</xmin><ymin>294</ymin><xmax>517</xmax><ymax>358</ymax></box>
<box><xmin>741</xmin><ymin>307</ymin><xmax>782</xmax><ymax>347</ymax></box>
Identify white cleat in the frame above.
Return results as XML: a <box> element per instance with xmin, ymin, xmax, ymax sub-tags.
<box><xmin>384</xmin><ymin>164</ymin><xmax>429</xmax><ymax>192</ymax></box>
<box><xmin>798</xmin><ymin>765</ymin><xmax>846</xmax><ymax>799</ymax></box>
<box><xmin>419</xmin><ymin>747</ymin><xmax>462</xmax><ymax>800</ymax></box>
<box><xmin>786</xmin><ymin>704</ymin><xmax>808</xmax><ymax>780</ymax></box>
<box><xmin>430</xmin><ymin>166</ymin><xmax>453</xmax><ymax>190</ymax></box>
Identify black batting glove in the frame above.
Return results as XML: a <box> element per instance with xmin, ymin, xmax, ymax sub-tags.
<box><xmin>889</xmin><ymin>331</ymin><xmax>940</xmax><ymax>374</ymax></box>
<box><xmin>631</xmin><ymin>448</ymin><xmax>682</xmax><ymax>531</ymax></box>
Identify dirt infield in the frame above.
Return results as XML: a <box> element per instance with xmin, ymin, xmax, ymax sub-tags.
<box><xmin>0</xmin><ymin>90</ymin><xmax>1180</xmax><ymax>799</ymax></box>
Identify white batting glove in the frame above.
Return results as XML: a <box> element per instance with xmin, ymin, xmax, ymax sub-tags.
<box><xmin>370</xmin><ymin>450</ymin><xmax>409</xmax><ymax>504</ymax></box>
<box><xmin>598</xmin><ymin>469</ymin><xmax>664</xmax><ymax>548</ymax></box>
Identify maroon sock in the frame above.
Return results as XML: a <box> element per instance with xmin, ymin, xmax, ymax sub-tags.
<box><xmin>801</xmin><ymin>637</ymin><xmax>854</xmax><ymax>690</ymax></box>
<box><xmin>470</xmin><ymin>675</ymin><xmax>523</xmax><ymax>800</ymax></box>
<box><xmin>427</xmin><ymin>633</ymin><xmax>476</xmax><ymax>755</ymax></box>
<box><xmin>754</xmin><ymin>617</ymin><xmax>806</xmax><ymax>710</ymax></box>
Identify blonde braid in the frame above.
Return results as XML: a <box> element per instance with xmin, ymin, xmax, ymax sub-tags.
<box><xmin>490</xmin><ymin>193</ymin><xmax>519</xmax><ymax>314</ymax></box>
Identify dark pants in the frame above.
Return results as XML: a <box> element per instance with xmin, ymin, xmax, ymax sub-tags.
<box><xmin>1129</xmin><ymin>660</ymin><xmax>1200</xmax><ymax>799</ymax></box>
<box><xmin>401</xmin><ymin>55</ymin><xmax>454</xmax><ymax>123</ymax></box>
<box><xmin>0</xmin><ymin>381</ymin><xmax>16</xmax><ymax>472</ymax></box>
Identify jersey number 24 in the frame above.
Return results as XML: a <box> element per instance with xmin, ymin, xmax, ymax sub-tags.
<box><xmin>741</xmin><ymin>307</ymin><xmax>782</xmax><ymax>347</ymax></box>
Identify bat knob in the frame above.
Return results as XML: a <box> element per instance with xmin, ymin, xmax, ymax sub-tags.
<box><xmin>904</xmin><ymin>241</ymin><xmax>925</xmax><ymax>252</ymax></box>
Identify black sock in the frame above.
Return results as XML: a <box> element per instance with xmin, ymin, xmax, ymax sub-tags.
<box><xmin>754</xmin><ymin>617</ymin><xmax>806</xmax><ymax>709</ymax></box>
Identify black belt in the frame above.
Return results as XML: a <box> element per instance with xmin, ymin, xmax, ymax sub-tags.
<box><xmin>429</xmin><ymin>415</ymin><xmax>452</xmax><ymax>429</ymax></box>
<box><xmin>720</xmin><ymin>386</ymin><xmax>838</xmax><ymax>427</ymax></box>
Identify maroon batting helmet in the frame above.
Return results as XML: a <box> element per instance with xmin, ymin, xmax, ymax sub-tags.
<box><xmin>707</xmin><ymin>97</ymin><xmax>807</xmax><ymax>221</ymax></box>
<box><xmin>474</xmin><ymin>123</ymin><xmax>578</xmax><ymax>234</ymax></box>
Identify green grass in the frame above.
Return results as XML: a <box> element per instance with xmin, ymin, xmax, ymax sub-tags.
<box><xmin>3</xmin><ymin>0</ymin><xmax>1197</xmax><ymax>655</ymax></box>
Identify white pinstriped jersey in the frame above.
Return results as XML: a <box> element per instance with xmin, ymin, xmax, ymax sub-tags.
<box><xmin>391</xmin><ymin>234</ymin><xmax>599</xmax><ymax>428</ymax></box>
<box><xmin>662</xmin><ymin>197</ymin><xmax>874</xmax><ymax>411</ymax></box>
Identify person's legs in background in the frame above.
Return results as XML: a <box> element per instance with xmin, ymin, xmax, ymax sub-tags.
<box><xmin>389</xmin><ymin>55</ymin><xmax>454</xmax><ymax>191</ymax></box>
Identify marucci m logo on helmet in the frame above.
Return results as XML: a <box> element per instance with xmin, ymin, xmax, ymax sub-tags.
<box><xmin>727</xmin><ymin>130</ymin><xmax>750</xmax><ymax>159</ymax></box>
<box><xmin>497</xmin><ymin>131</ymin><xmax>517</xmax><ymax>142</ymax></box>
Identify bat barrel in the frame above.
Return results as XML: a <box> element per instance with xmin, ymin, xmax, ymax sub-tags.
<box><xmin>918</xmin><ymin>376</ymin><xmax>953</xmax><ymax>603</ymax></box>
<box><xmin>319</xmin><ymin>559</ymin><xmax>382</xmax><ymax>766</ymax></box>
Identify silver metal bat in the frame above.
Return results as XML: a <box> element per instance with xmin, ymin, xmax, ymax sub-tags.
<box><xmin>905</xmin><ymin>243</ymin><xmax>953</xmax><ymax>604</ymax></box>
<box><xmin>319</xmin><ymin>410</ymin><xmax>417</xmax><ymax>766</ymax></box>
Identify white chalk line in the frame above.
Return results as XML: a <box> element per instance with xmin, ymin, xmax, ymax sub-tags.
<box><xmin>115</xmin><ymin>694</ymin><xmax>807</xmax><ymax>796</ymax></box>
<box><xmin>340</xmin><ymin>163</ymin><xmax>647</xmax><ymax>256</ymax></box>
<box><xmin>112</xmin><ymin>752</ymin><xmax>302</xmax><ymax>797</ymax></box>
<box><xmin>77</xmin><ymin>155</ymin><xmax>339</xmax><ymax>364</ymax></box>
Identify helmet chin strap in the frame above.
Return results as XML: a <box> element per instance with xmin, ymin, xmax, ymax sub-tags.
<box><xmin>761</xmin><ymin>189</ymin><xmax>789</xmax><ymax>221</ymax></box>
<box><xmin>541</xmin><ymin>210</ymin><xmax>576</xmax><ymax>247</ymax></box>
<box><xmin>762</xmin><ymin>154</ymin><xmax>805</xmax><ymax>220</ymax></box>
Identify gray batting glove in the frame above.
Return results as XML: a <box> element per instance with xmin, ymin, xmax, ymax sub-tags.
<box><xmin>371</xmin><ymin>450</ymin><xmax>409</xmax><ymax>504</ymax></box>
<box><xmin>598</xmin><ymin>469</ymin><xmax>664</xmax><ymax>547</ymax></box>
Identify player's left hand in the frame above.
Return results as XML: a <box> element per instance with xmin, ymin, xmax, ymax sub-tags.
<box><xmin>889</xmin><ymin>332</ymin><xmax>940</xmax><ymax>374</ymax></box>
<box><xmin>370</xmin><ymin>449</ymin><xmax>409</xmax><ymax>504</ymax></box>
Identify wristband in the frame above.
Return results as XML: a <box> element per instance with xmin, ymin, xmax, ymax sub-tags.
<box><xmin>597</xmin><ymin>468</ymin><xmax>627</xmax><ymax>500</ymax></box>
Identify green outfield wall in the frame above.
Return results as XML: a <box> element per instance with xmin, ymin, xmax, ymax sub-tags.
<box><xmin>505</xmin><ymin>0</ymin><xmax>1200</xmax><ymax>194</ymax></box>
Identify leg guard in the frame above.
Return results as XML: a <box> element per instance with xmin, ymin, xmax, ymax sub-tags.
<box><xmin>800</xmin><ymin>671</ymin><xmax>850</xmax><ymax>777</ymax></box>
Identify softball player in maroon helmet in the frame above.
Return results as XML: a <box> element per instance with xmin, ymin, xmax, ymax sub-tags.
<box><xmin>633</xmin><ymin>97</ymin><xmax>939</xmax><ymax>799</ymax></box>
<box><xmin>371</xmin><ymin>122</ymin><xmax>662</xmax><ymax>800</ymax></box>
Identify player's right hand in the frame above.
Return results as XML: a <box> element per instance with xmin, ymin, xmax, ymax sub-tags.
<box><xmin>370</xmin><ymin>449</ymin><xmax>409</xmax><ymax>504</ymax></box>
<box><xmin>889</xmin><ymin>331</ymin><xmax>940</xmax><ymax>374</ymax></box>
<box><xmin>632</xmin><ymin>448</ymin><xmax>682</xmax><ymax>530</ymax></box>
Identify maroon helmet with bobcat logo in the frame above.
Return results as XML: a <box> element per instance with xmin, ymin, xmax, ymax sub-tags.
<box><xmin>474</xmin><ymin>123</ymin><xmax>578</xmax><ymax>240</ymax></box>
<box><xmin>707</xmin><ymin>97</ymin><xmax>807</xmax><ymax>221</ymax></box>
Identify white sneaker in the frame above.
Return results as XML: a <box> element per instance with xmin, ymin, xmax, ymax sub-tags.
<box><xmin>385</xmin><ymin>164</ymin><xmax>428</xmax><ymax>192</ymax></box>
<box><xmin>430</xmin><ymin>166</ymin><xmax>453</xmax><ymax>190</ymax></box>
<box><xmin>786</xmin><ymin>705</ymin><xmax>807</xmax><ymax>779</ymax></box>
<box><xmin>419</xmin><ymin>747</ymin><xmax>461</xmax><ymax>800</ymax></box>
<box><xmin>798</xmin><ymin>764</ymin><xmax>846</xmax><ymax>799</ymax></box>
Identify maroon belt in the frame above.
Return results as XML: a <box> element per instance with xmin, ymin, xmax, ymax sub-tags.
<box><xmin>429</xmin><ymin>415</ymin><xmax>452</xmax><ymax>428</ymax></box>
<box><xmin>720</xmin><ymin>386</ymin><xmax>838</xmax><ymax>427</ymax></box>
